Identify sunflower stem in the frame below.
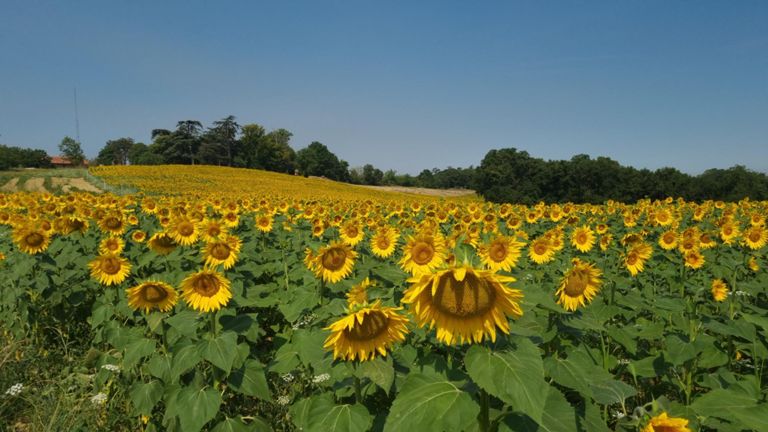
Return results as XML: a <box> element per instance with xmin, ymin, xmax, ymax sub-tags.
<box><xmin>354</xmin><ymin>376</ymin><xmax>362</xmax><ymax>404</ymax></box>
<box><xmin>478</xmin><ymin>388</ymin><xmax>490</xmax><ymax>432</ymax></box>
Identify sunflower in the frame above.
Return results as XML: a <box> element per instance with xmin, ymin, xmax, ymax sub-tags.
<box><xmin>324</xmin><ymin>300</ymin><xmax>410</xmax><ymax>361</ymax></box>
<box><xmin>254</xmin><ymin>214</ymin><xmax>274</xmax><ymax>233</ymax></box>
<box><xmin>402</xmin><ymin>265</ymin><xmax>523</xmax><ymax>345</ymax></box>
<box><xmin>571</xmin><ymin>226</ymin><xmax>596</xmax><ymax>253</ymax></box>
<box><xmin>711</xmin><ymin>279</ymin><xmax>729</xmax><ymax>302</ymax></box>
<box><xmin>180</xmin><ymin>269</ymin><xmax>232</xmax><ymax>312</ymax></box>
<box><xmin>89</xmin><ymin>254</ymin><xmax>131</xmax><ymax>286</ymax></box>
<box><xmin>148</xmin><ymin>232</ymin><xmax>178</xmax><ymax>255</ymax></box>
<box><xmin>719</xmin><ymin>221</ymin><xmax>740</xmax><ymax>244</ymax></box>
<box><xmin>308</xmin><ymin>242</ymin><xmax>357</xmax><ymax>283</ymax></box>
<box><xmin>127</xmin><ymin>281</ymin><xmax>178</xmax><ymax>313</ymax></box>
<box><xmin>12</xmin><ymin>224</ymin><xmax>51</xmax><ymax>255</ymax></box>
<box><xmin>641</xmin><ymin>412</ymin><xmax>691</xmax><ymax>432</ymax></box>
<box><xmin>339</xmin><ymin>221</ymin><xmax>365</xmax><ymax>246</ymax></box>
<box><xmin>658</xmin><ymin>230</ymin><xmax>679</xmax><ymax>251</ymax></box>
<box><xmin>683</xmin><ymin>250</ymin><xmax>705</xmax><ymax>270</ymax></box>
<box><xmin>556</xmin><ymin>258</ymin><xmax>602</xmax><ymax>312</ymax></box>
<box><xmin>599</xmin><ymin>234</ymin><xmax>613</xmax><ymax>251</ymax></box>
<box><xmin>346</xmin><ymin>278</ymin><xmax>373</xmax><ymax>307</ymax></box>
<box><xmin>528</xmin><ymin>236</ymin><xmax>555</xmax><ymax>265</ymax></box>
<box><xmin>478</xmin><ymin>236</ymin><xmax>523</xmax><ymax>272</ymax></box>
<box><xmin>400</xmin><ymin>233</ymin><xmax>447</xmax><ymax>275</ymax></box>
<box><xmin>131</xmin><ymin>230</ymin><xmax>147</xmax><ymax>243</ymax></box>
<box><xmin>98</xmin><ymin>213</ymin><xmax>126</xmax><ymax>235</ymax></box>
<box><xmin>369</xmin><ymin>227</ymin><xmax>399</xmax><ymax>258</ymax></box>
<box><xmin>743</xmin><ymin>226</ymin><xmax>767</xmax><ymax>250</ymax></box>
<box><xmin>200</xmin><ymin>219</ymin><xmax>228</xmax><ymax>242</ymax></box>
<box><xmin>624</xmin><ymin>247</ymin><xmax>649</xmax><ymax>276</ymax></box>
<box><xmin>168</xmin><ymin>216</ymin><xmax>200</xmax><ymax>246</ymax></box>
<box><xmin>748</xmin><ymin>256</ymin><xmax>759</xmax><ymax>272</ymax></box>
<box><xmin>99</xmin><ymin>236</ymin><xmax>125</xmax><ymax>255</ymax></box>
<box><xmin>652</xmin><ymin>208</ymin><xmax>675</xmax><ymax>226</ymax></box>
<box><xmin>203</xmin><ymin>235</ymin><xmax>242</xmax><ymax>269</ymax></box>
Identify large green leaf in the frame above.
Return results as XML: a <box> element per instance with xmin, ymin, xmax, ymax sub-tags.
<box><xmin>465</xmin><ymin>340</ymin><xmax>548</xmax><ymax>424</ymax></box>
<box><xmin>588</xmin><ymin>378</ymin><xmax>636</xmax><ymax>406</ymax></box>
<box><xmin>544</xmin><ymin>347</ymin><xmax>613</xmax><ymax>398</ymax></box>
<box><xmin>293</xmin><ymin>328</ymin><xmax>329</xmax><ymax>370</ymax></box>
<box><xmin>383</xmin><ymin>373</ymin><xmax>479</xmax><ymax>432</ymax></box>
<box><xmin>211</xmin><ymin>416</ymin><xmax>271</xmax><ymax>432</ymax></box>
<box><xmin>166</xmin><ymin>310</ymin><xmax>201</xmax><ymax>338</ymax></box>
<box><xmin>123</xmin><ymin>338</ymin><xmax>157</xmax><ymax>369</ymax></box>
<box><xmin>170</xmin><ymin>344</ymin><xmax>203</xmax><ymax>381</ymax></box>
<box><xmin>691</xmin><ymin>387</ymin><xmax>766</xmax><ymax>429</ymax></box>
<box><xmin>229</xmin><ymin>360</ymin><xmax>272</xmax><ymax>400</ymax></box>
<box><xmin>175</xmin><ymin>386</ymin><xmax>222</xmax><ymax>432</ymax></box>
<box><xmin>129</xmin><ymin>380</ymin><xmax>164</xmax><ymax>416</ymax></box>
<box><xmin>290</xmin><ymin>393</ymin><xmax>373</xmax><ymax>432</ymax></box>
<box><xmin>201</xmin><ymin>331</ymin><xmax>238</xmax><ymax>374</ymax></box>
<box><xmin>356</xmin><ymin>356</ymin><xmax>395</xmax><ymax>393</ymax></box>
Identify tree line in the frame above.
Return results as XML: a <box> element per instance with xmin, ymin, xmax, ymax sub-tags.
<box><xmin>0</xmin><ymin>144</ymin><xmax>52</xmax><ymax>170</ymax></box>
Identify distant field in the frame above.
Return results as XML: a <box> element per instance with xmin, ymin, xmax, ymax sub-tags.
<box><xmin>0</xmin><ymin>168</ymin><xmax>104</xmax><ymax>194</ymax></box>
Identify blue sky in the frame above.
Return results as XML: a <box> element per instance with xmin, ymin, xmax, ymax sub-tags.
<box><xmin>1</xmin><ymin>1</ymin><xmax>766</xmax><ymax>174</ymax></box>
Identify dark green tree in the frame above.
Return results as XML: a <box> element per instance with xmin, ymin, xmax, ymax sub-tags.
<box><xmin>58</xmin><ymin>136</ymin><xmax>86</xmax><ymax>166</ymax></box>
<box><xmin>295</xmin><ymin>141</ymin><xmax>350</xmax><ymax>181</ymax></box>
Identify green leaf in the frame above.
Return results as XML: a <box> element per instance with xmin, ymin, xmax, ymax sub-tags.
<box><xmin>229</xmin><ymin>360</ymin><xmax>272</xmax><ymax>401</ymax></box>
<box><xmin>278</xmin><ymin>286</ymin><xmax>318</xmax><ymax>322</ymax></box>
<box><xmin>170</xmin><ymin>344</ymin><xmax>203</xmax><ymax>381</ymax></box>
<box><xmin>356</xmin><ymin>356</ymin><xmax>395</xmax><ymax>393</ymax></box>
<box><xmin>202</xmin><ymin>331</ymin><xmax>238</xmax><ymax>374</ymax></box>
<box><xmin>290</xmin><ymin>393</ymin><xmax>373</xmax><ymax>432</ymax></box>
<box><xmin>211</xmin><ymin>416</ymin><xmax>267</xmax><ymax>432</ymax></box>
<box><xmin>176</xmin><ymin>387</ymin><xmax>222</xmax><ymax>432</ymax></box>
<box><xmin>146</xmin><ymin>354</ymin><xmax>173</xmax><ymax>383</ymax></box>
<box><xmin>544</xmin><ymin>347</ymin><xmax>613</xmax><ymax>398</ymax></box>
<box><xmin>123</xmin><ymin>338</ymin><xmax>157</xmax><ymax>369</ymax></box>
<box><xmin>129</xmin><ymin>380</ymin><xmax>164</xmax><ymax>416</ymax></box>
<box><xmin>538</xmin><ymin>388</ymin><xmax>578</xmax><ymax>432</ymax></box>
<box><xmin>166</xmin><ymin>310</ymin><xmax>201</xmax><ymax>338</ymax></box>
<box><xmin>383</xmin><ymin>373</ymin><xmax>479</xmax><ymax>432</ymax></box>
<box><xmin>664</xmin><ymin>334</ymin><xmax>697</xmax><ymax>365</ymax></box>
<box><xmin>268</xmin><ymin>342</ymin><xmax>300</xmax><ymax>374</ymax></box>
<box><xmin>293</xmin><ymin>328</ymin><xmax>329</xmax><ymax>370</ymax></box>
<box><xmin>588</xmin><ymin>378</ymin><xmax>636</xmax><ymax>405</ymax></box>
<box><xmin>465</xmin><ymin>340</ymin><xmax>548</xmax><ymax>424</ymax></box>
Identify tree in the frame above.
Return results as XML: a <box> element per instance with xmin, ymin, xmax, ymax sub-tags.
<box><xmin>58</xmin><ymin>136</ymin><xmax>85</xmax><ymax>166</ymax></box>
<box><xmin>295</xmin><ymin>141</ymin><xmax>350</xmax><ymax>181</ymax></box>
<box><xmin>128</xmin><ymin>143</ymin><xmax>163</xmax><ymax>165</ymax></box>
<box><xmin>95</xmin><ymin>137</ymin><xmax>134</xmax><ymax>165</ymax></box>
<box><xmin>210</xmin><ymin>115</ymin><xmax>240</xmax><ymax>166</ymax></box>
<box><xmin>362</xmin><ymin>164</ymin><xmax>384</xmax><ymax>185</ymax></box>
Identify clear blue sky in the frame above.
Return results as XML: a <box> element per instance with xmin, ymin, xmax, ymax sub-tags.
<box><xmin>1</xmin><ymin>1</ymin><xmax>766</xmax><ymax>175</ymax></box>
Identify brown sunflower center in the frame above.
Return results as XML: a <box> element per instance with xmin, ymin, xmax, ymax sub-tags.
<box><xmin>345</xmin><ymin>226</ymin><xmax>359</xmax><ymax>238</ymax></box>
<box><xmin>258</xmin><ymin>217</ymin><xmax>270</xmax><ymax>227</ymax></box>
<box><xmin>489</xmin><ymin>241</ymin><xmax>508</xmax><ymax>262</ymax></box>
<box><xmin>100</xmin><ymin>257</ymin><xmax>122</xmax><ymax>275</ymax></box>
<box><xmin>564</xmin><ymin>270</ymin><xmax>589</xmax><ymax>297</ymax></box>
<box><xmin>411</xmin><ymin>241</ymin><xmax>435</xmax><ymax>265</ymax></box>
<box><xmin>344</xmin><ymin>310</ymin><xmax>389</xmax><ymax>341</ymax></box>
<box><xmin>142</xmin><ymin>284</ymin><xmax>168</xmax><ymax>303</ymax></box>
<box><xmin>104</xmin><ymin>217</ymin><xmax>122</xmax><ymax>229</ymax></box>
<box><xmin>25</xmin><ymin>232</ymin><xmax>45</xmax><ymax>247</ymax></box>
<box><xmin>106</xmin><ymin>240</ymin><xmax>120</xmax><ymax>251</ymax></box>
<box><xmin>193</xmin><ymin>274</ymin><xmax>221</xmax><ymax>297</ymax></box>
<box><xmin>626</xmin><ymin>252</ymin><xmax>639</xmax><ymax>266</ymax></box>
<box><xmin>210</xmin><ymin>243</ymin><xmax>231</xmax><ymax>260</ymax></box>
<box><xmin>177</xmin><ymin>221</ymin><xmax>195</xmax><ymax>236</ymax></box>
<box><xmin>576</xmin><ymin>232</ymin><xmax>588</xmax><ymax>244</ymax></box>
<box><xmin>432</xmin><ymin>272</ymin><xmax>496</xmax><ymax>318</ymax></box>
<box><xmin>155</xmin><ymin>235</ymin><xmax>176</xmax><ymax>248</ymax></box>
<box><xmin>321</xmin><ymin>247</ymin><xmax>348</xmax><ymax>271</ymax></box>
<box><xmin>376</xmin><ymin>237</ymin><xmax>391</xmax><ymax>250</ymax></box>
<box><xmin>533</xmin><ymin>241</ymin><xmax>548</xmax><ymax>255</ymax></box>
<box><xmin>748</xmin><ymin>231</ymin><xmax>761</xmax><ymax>242</ymax></box>
<box><xmin>662</xmin><ymin>233</ymin><xmax>676</xmax><ymax>244</ymax></box>
<box><xmin>207</xmin><ymin>226</ymin><xmax>221</xmax><ymax>237</ymax></box>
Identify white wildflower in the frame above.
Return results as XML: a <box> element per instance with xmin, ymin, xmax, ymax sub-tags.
<box><xmin>101</xmin><ymin>364</ymin><xmax>120</xmax><ymax>373</ymax></box>
<box><xmin>4</xmin><ymin>383</ymin><xmax>23</xmax><ymax>396</ymax></box>
<box><xmin>281</xmin><ymin>373</ymin><xmax>295</xmax><ymax>383</ymax></box>
<box><xmin>312</xmin><ymin>373</ymin><xmax>331</xmax><ymax>384</ymax></box>
<box><xmin>277</xmin><ymin>395</ymin><xmax>291</xmax><ymax>406</ymax></box>
<box><xmin>90</xmin><ymin>392</ymin><xmax>108</xmax><ymax>406</ymax></box>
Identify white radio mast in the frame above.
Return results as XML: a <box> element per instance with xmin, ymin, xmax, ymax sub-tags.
<box><xmin>74</xmin><ymin>87</ymin><xmax>81</xmax><ymax>143</ymax></box>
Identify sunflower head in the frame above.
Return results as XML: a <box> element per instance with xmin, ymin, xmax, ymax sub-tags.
<box><xmin>203</xmin><ymin>235</ymin><xmax>242</xmax><ymax>269</ymax></box>
<box><xmin>402</xmin><ymin>265</ymin><xmax>523</xmax><ymax>345</ymax></box>
<box><xmin>641</xmin><ymin>412</ymin><xmax>691</xmax><ymax>432</ymax></box>
<box><xmin>99</xmin><ymin>236</ymin><xmax>125</xmax><ymax>255</ymax></box>
<box><xmin>89</xmin><ymin>254</ymin><xmax>131</xmax><ymax>286</ymax></box>
<box><xmin>370</xmin><ymin>227</ymin><xmax>399</xmax><ymax>258</ymax></box>
<box><xmin>571</xmin><ymin>226</ymin><xmax>596</xmax><ymax>253</ymax></box>
<box><xmin>148</xmin><ymin>232</ymin><xmax>178</xmax><ymax>255</ymax></box>
<box><xmin>324</xmin><ymin>300</ymin><xmax>410</xmax><ymax>361</ymax></box>
<box><xmin>309</xmin><ymin>242</ymin><xmax>357</xmax><ymax>283</ymax></box>
<box><xmin>168</xmin><ymin>217</ymin><xmax>199</xmax><ymax>246</ymax></box>
<box><xmin>556</xmin><ymin>258</ymin><xmax>602</xmax><ymax>311</ymax></box>
<box><xmin>127</xmin><ymin>281</ymin><xmax>179</xmax><ymax>313</ymax></box>
<box><xmin>346</xmin><ymin>278</ymin><xmax>373</xmax><ymax>307</ymax></box>
<box><xmin>478</xmin><ymin>236</ymin><xmax>523</xmax><ymax>272</ymax></box>
<box><xmin>711</xmin><ymin>279</ymin><xmax>729</xmax><ymax>302</ymax></box>
<box><xmin>400</xmin><ymin>233</ymin><xmax>447</xmax><ymax>275</ymax></box>
<box><xmin>181</xmin><ymin>269</ymin><xmax>232</xmax><ymax>312</ymax></box>
<box><xmin>528</xmin><ymin>237</ymin><xmax>555</xmax><ymax>265</ymax></box>
<box><xmin>12</xmin><ymin>224</ymin><xmax>51</xmax><ymax>255</ymax></box>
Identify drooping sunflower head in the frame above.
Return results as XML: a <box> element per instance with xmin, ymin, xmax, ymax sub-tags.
<box><xmin>324</xmin><ymin>301</ymin><xmax>409</xmax><ymax>362</ymax></box>
<box><xmin>12</xmin><ymin>224</ymin><xmax>51</xmax><ymax>255</ymax></box>
<box><xmin>556</xmin><ymin>258</ymin><xmax>602</xmax><ymax>312</ymax></box>
<box><xmin>599</xmin><ymin>234</ymin><xmax>613</xmax><ymax>251</ymax></box>
<box><xmin>478</xmin><ymin>236</ymin><xmax>523</xmax><ymax>272</ymax></box>
<box><xmin>711</xmin><ymin>279</ymin><xmax>729</xmax><ymax>302</ymax></box>
<box><xmin>180</xmin><ymin>269</ymin><xmax>232</xmax><ymax>312</ymax></box>
<box><xmin>624</xmin><ymin>249</ymin><xmax>645</xmax><ymax>277</ymax></box>
<box><xmin>640</xmin><ymin>412</ymin><xmax>692</xmax><ymax>432</ymax></box>
<box><xmin>346</xmin><ymin>278</ymin><xmax>373</xmax><ymax>308</ymax></box>
<box><xmin>203</xmin><ymin>235</ymin><xmax>242</xmax><ymax>269</ymax></box>
<box><xmin>98</xmin><ymin>213</ymin><xmax>126</xmax><ymax>235</ymax></box>
<box><xmin>399</xmin><ymin>233</ymin><xmax>447</xmax><ymax>275</ymax></box>
<box><xmin>127</xmin><ymin>281</ymin><xmax>179</xmax><ymax>313</ymax></box>
<box><xmin>148</xmin><ymin>232</ymin><xmax>178</xmax><ymax>255</ymax></box>
<box><xmin>571</xmin><ymin>226</ymin><xmax>596</xmax><ymax>253</ymax></box>
<box><xmin>89</xmin><ymin>254</ymin><xmax>131</xmax><ymax>286</ymax></box>
<box><xmin>402</xmin><ymin>265</ymin><xmax>523</xmax><ymax>345</ymax></box>
<box><xmin>748</xmin><ymin>256</ymin><xmax>760</xmax><ymax>272</ymax></box>
<box><xmin>310</xmin><ymin>242</ymin><xmax>357</xmax><ymax>283</ymax></box>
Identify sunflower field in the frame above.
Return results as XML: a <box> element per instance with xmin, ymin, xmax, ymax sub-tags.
<box><xmin>1</xmin><ymin>165</ymin><xmax>767</xmax><ymax>432</ymax></box>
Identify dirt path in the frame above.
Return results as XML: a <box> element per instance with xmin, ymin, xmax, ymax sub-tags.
<box><xmin>0</xmin><ymin>178</ymin><xmax>19</xmax><ymax>192</ymax></box>
<box><xmin>359</xmin><ymin>185</ymin><xmax>476</xmax><ymax>198</ymax></box>
<box><xmin>23</xmin><ymin>178</ymin><xmax>46</xmax><ymax>192</ymax></box>
<box><xmin>52</xmin><ymin>177</ymin><xmax>103</xmax><ymax>193</ymax></box>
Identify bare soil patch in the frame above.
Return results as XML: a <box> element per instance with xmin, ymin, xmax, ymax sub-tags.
<box><xmin>23</xmin><ymin>178</ymin><xmax>46</xmax><ymax>192</ymax></box>
<box><xmin>360</xmin><ymin>185</ymin><xmax>476</xmax><ymax>198</ymax></box>
<box><xmin>0</xmin><ymin>178</ymin><xmax>19</xmax><ymax>192</ymax></box>
<box><xmin>53</xmin><ymin>177</ymin><xmax>102</xmax><ymax>193</ymax></box>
